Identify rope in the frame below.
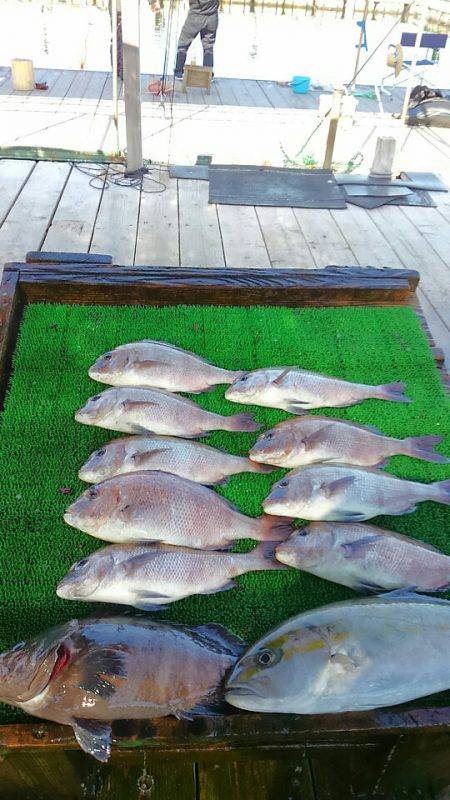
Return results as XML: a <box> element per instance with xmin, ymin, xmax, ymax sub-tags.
<box><xmin>72</xmin><ymin>162</ymin><xmax>168</xmax><ymax>193</ymax></box>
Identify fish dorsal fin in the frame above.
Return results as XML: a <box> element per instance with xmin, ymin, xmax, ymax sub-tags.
<box><xmin>367</xmin><ymin>589</ymin><xmax>450</xmax><ymax>605</ymax></box>
<box><xmin>380</xmin><ymin>529</ymin><xmax>443</xmax><ymax>554</ymax></box>
<box><xmin>140</xmin><ymin>341</ymin><xmax>218</xmax><ymax>367</ymax></box>
<box><xmin>72</xmin><ymin>718</ymin><xmax>112</xmax><ymax>763</ymax></box>
<box><xmin>191</xmin><ymin>623</ymin><xmax>246</xmax><ymax>657</ymax></box>
<box><xmin>333</xmin><ymin>419</ymin><xmax>383</xmax><ymax>436</ymax></box>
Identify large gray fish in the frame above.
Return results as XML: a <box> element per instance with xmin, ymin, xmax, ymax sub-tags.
<box><xmin>276</xmin><ymin>522</ymin><xmax>450</xmax><ymax>593</ymax></box>
<box><xmin>64</xmin><ymin>471</ymin><xmax>294</xmax><ymax>548</ymax></box>
<box><xmin>225</xmin><ymin>367</ymin><xmax>410</xmax><ymax>412</ymax></box>
<box><xmin>57</xmin><ymin>542</ymin><xmax>285</xmax><ymax>609</ymax></box>
<box><xmin>75</xmin><ymin>387</ymin><xmax>260</xmax><ymax>437</ymax></box>
<box><xmin>89</xmin><ymin>340</ymin><xmax>243</xmax><ymax>393</ymax></box>
<box><xmin>0</xmin><ymin>617</ymin><xmax>244</xmax><ymax>762</ymax></box>
<box><xmin>250</xmin><ymin>416</ymin><xmax>449</xmax><ymax>469</ymax></box>
<box><xmin>226</xmin><ymin>592</ymin><xmax>450</xmax><ymax>714</ymax></box>
<box><xmin>79</xmin><ymin>435</ymin><xmax>274</xmax><ymax>485</ymax></box>
<box><xmin>263</xmin><ymin>464</ymin><xmax>450</xmax><ymax>521</ymax></box>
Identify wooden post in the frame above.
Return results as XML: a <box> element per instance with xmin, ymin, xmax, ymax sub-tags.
<box><xmin>323</xmin><ymin>88</ymin><xmax>344</xmax><ymax>170</ymax></box>
<box><xmin>350</xmin><ymin>0</ymin><xmax>370</xmax><ymax>91</ymax></box>
<box><xmin>11</xmin><ymin>59</ymin><xmax>35</xmax><ymax>91</ymax></box>
<box><xmin>370</xmin><ymin>136</ymin><xmax>397</xmax><ymax>177</ymax></box>
<box><xmin>401</xmin><ymin>0</ymin><xmax>428</xmax><ymax>124</ymax></box>
<box><xmin>111</xmin><ymin>0</ymin><xmax>120</xmax><ymax>154</ymax></box>
<box><xmin>121</xmin><ymin>0</ymin><xmax>143</xmax><ymax>174</ymax></box>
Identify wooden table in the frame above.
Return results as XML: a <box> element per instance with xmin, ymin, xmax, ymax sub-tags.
<box><xmin>0</xmin><ymin>252</ymin><xmax>449</xmax><ymax>799</ymax></box>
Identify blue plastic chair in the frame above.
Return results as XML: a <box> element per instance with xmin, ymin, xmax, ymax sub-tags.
<box><xmin>356</xmin><ymin>20</ymin><xmax>368</xmax><ymax>52</ymax></box>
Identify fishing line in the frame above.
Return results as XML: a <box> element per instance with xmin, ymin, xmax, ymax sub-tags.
<box><xmin>288</xmin><ymin>2</ymin><xmax>416</xmax><ymax>163</ymax></box>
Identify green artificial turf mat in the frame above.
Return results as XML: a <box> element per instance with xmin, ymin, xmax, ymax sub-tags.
<box><xmin>0</xmin><ymin>302</ymin><xmax>449</xmax><ymax>723</ymax></box>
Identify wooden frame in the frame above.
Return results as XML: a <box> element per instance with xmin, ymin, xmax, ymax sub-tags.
<box><xmin>0</xmin><ymin>252</ymin><xmax>449</xmax><ymax>797</ymax></box>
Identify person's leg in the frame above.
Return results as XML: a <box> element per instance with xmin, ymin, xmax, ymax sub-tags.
<box><xmin>174</xmin><ymin>11</ymin><xmax>203</xmax><ymax>77</ymax></box>
<box><xmin>200</xmin><ymin>13</ymin><xmax>218</xmax><ymax>69</ymax></box>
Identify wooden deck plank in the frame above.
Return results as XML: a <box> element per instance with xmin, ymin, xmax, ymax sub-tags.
<box><xmin>292</xmin><ymin>208</ymin><xmax>356</xmax><ymax>267</ymax></box>
<box><xmin>0</xmin><ymin>159</ymin><xmax>36</xmax><ymax>226</ymax></box>
<box><xmin>179</xmin><ymin>179</ymin><xmax>225</xmax><ymax>268</ymax></box>
<box><xmin>135</xmin><ymin>171</ymin><xmax>179</xmax><ymax>267</ymax></box>
<box><xmin>399</xmin><ymin>205</ymin><xmax>450</xmax><ymax>268</ymax></box>
<box><xmin>243</xmin><ymin>80</ymin><xmax>272</xmax><ymax>108</ymax></box>
<box><xmin>90</xmin><ymin>165</ymin><xmax>141</xmax><ymax>264</ymax></box>
<box><xmin>42</xmin><ymin>164</ymin><xmax>104</xmax><ymax>253</ymax></box>
<box><xmin>257</xmin><ymin>81</ymin><xmax>290</xmax><ymax>109</ymax></box>
<box><xmin>215</xmin><ymin>79</ymin><xmax>239</xmax><ymax>106</ymax></box>
<box><xmin>0</xmin><ymin>70</ymin><xmax>13</xmax><ymax>95</ymax></box>
<box><xmin>369</xmin><ymin>204</ymin><xmax>450</xmax><ymax>326</ymax></box>
<box><xmin>0</xmin><ymin>160</ymin><xmax>70</xmax><ymax>269</ymax></box>
<box><xmin>255</xmin><ymin>205</ymin><xmax>315</xmax><ymax>268</ymax></box>
<box><xmin>227</xmin><ymin>78</ymin><xmax>257</xmax><ymax>107</ymax></box>
<box><xmin>218</xmin><ymin>204</ymin><xmax>270</xmax><ymax>268</ymax></box>
<box><xmin>418</xmin><ymin>287</ymin><xmax>450</xmax><ymax>366</ymax></box>
<box><xmin>331</xmin><ymin>205</ymin><xmax>404</xmax><ymax>268</ymax></box>
<box><xmin>46</xmin><ymin>69</ymin><xmax>77</xmax><ymax>99</ymax></box>
<box><xmin>28</xmin><ymin>69</ymin><xmax>62</xmax><ymax>97</ymax></box>
<box><xmin>65</xmin><ymin>70</ymin><xmax>91</xmax><ymax>99</ymax></box>
<box><xmin>83</xmin><ymin>71</ymin><xmax>109</xmax><ymax>102</ymax></box>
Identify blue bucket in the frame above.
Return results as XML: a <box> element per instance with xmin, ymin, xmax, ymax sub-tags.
<box><xmin>292</xmin><ymin>75</ymin><xmax>311</xmax><ymax>94</ymax></box>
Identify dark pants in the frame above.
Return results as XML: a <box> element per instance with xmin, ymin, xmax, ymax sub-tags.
<box><xmin>174</xmin><ymin>10</ymin><xmax>218</xmax><ymax>77</ymax></box>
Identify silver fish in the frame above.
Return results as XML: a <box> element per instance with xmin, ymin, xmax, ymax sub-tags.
<box><xmin>89</xmin><ymin>340</ymin><xmax>243</xmax><ymax>392</ymax></box>
<box><xmin>57</xmin><ymin>541</ymin><xmax>285</xmax><ymax>609</ymax></box>
<box><xmin>276</xmin><ymin>522</ymin><xmax>450</xmax><ymax>593</ymax></box>
<box><xmin>225</xmin><ymin>367</ymin><xmax>410</xmax><ymax>412</ymax></box>
<box><xmin>250</xmin><ymin>416</ymin><xmax>449</xmax><ymax>469</ymax></box>
<box><xmin>75</xmin><ymin>387</ymin><xmax>260</xmax><ymax>437</ymax></box>
<box><xmin>79</xmin><ymin>435</ymin><xmax>274</xmax><ymax>485</ymax></box>
<box><xmin>226</xmin><ymin>592</ymin><xmax>450</xmax><ymax>714</ymax></box>
<box><xmin>64</xmin><ymin>470</ymin><xmax>294</xmax><ymax>548</ymax></box>
<box><xmin>0</xmin><ymin>616</ymin><xmax>244</xmax><ymax>762</ymax></box>
<box><xmin>263</xmin><ymin>464</ymin><xmax>450</xmax><ymax>521</ymax></box>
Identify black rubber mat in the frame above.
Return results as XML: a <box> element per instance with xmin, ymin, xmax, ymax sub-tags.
<box><xmin>345</xmin><ymin>190</ymin><xmax>436</xmax><ymax>208</ymax></box>
<box><xmin>169</xmin><ymin>165</ymin><xmax>209</xmax><ymax>180</ymax></box>
<box><xmin>344</xmin><ymin>185</ymin><xmax>412</xmax><ymax>197</ymax></box>
<box><xmin>208</xmin><ymin>165</ymin><xmax>347</xmax><ymax>208</ymax></box>
<box><xmin>336</xmin><ymin>171</ymin><xmax>447</xmax><ymax>192</ymax></box>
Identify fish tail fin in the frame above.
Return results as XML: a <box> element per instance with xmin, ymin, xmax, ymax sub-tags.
<box><xmin>255</xmin><ymin>515</ymin><xmax>294</xmax><ymax>542</ymax></box>
<box><xmin>430</xmin><ymin>479</ymin><xmax>450</xmax><ymax>505</ymax></box>
<box><xmin>401</xmin><ymin>435</ymin><xmax>450</xmax><ymax>464</ymax></box>
<box><xmin>225</xmin><ymin>412</ymin><xmax>262</xmax><ymax>433</ymax></box>
<box><xmin>376</xmin><ymin>381</ymin><xmax>411</xmax><ymax>403</ymax></box>
<box><xmin>225</xmin><ymin>370</ymin><xmax>246</xmax><ymax>384</ymax></box>
<box><xmin>246</xmin><ymin>460</ymin><xmax>276</xmax><ymax>474</ymax></box>
<box><xmin>248</xmin><ymin>541</ymin><xmax>287</xmax><ymax>570</ymax></box>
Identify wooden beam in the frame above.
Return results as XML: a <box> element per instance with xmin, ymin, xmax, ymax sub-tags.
<box><xmin>121</xmin><ymin>0</ymin><xmax>143</xmax><ymax>173</ymax></box>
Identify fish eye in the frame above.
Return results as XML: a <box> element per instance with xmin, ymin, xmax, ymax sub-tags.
<box><xmin>279</xmin><ymin>479</ymin><xmax>289</xmax><ymax>488</ymax></box>
<box><xmin>240</xmin><ymin>375</ymin><xmax>249</xmax><ymax>382</ymax></box>
<box><xmin>264</xmin><ymin>432</ymin><xmax>274</xmax><ymax>439</ymax></box>
<box><xmin>88</xmin><ymin>488</ymin><xmax>99</xmax><ymax>499</ymax></box>
<box><xmin>91</xmin><ymin>395</ymin><xmax>101</xmax><ymax>402</ymax></box>
<box><xmin>257</xmin><ymin>649</ymin><xmax>276</xmax><ymax>668</ymax></box>
<box><xmin>103</xmin><ymin>353</ymin><xmax>112</xmax><ymax>361</ymax></box>
<box><xmin>76</xmin><ymin>558</ymin><xmax>89</xmax><ymax>569</ymax></box>
<box><xmin>95</xmin><ymin>448</ymin><xmax>106</xmax><ymax>457</ymax></box>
